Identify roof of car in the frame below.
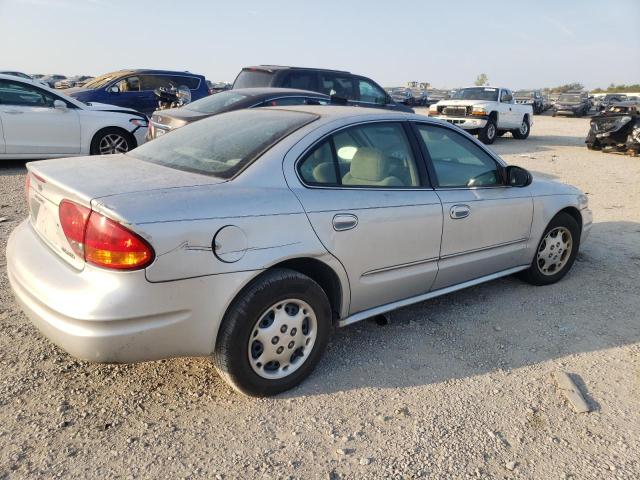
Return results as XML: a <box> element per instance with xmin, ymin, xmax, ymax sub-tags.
<box><xmin>231</xmin><ymin>87</ymin><xmax>329</xmax><ymax>97</ymax></box>
<box><xmin>99</xmin><ymin>69</ymin><xmax>205</xmax><ymax>78</ymax></box>
<box><xmin>241</xmin><ymin>65</ymin><xmax>351</xmax><ymax>74</ymax></box>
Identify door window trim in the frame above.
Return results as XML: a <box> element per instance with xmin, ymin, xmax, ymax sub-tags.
<box><xmin>410</xmin><ymin>121</ymin><xmax>509</xmax><ymax>190</ymax></box>
<box><xmin>294</xmin><ymin>120</ymin><xmax>432</xmax><ymax>190</ymax></box>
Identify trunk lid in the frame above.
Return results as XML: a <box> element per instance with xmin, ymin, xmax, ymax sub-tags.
<box><xmin>26</xmin><ymin>155</ymin><xmax>223</xmax><ymax>269</ymax></box>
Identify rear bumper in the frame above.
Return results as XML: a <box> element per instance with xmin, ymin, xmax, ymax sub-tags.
<box><xmin>7</xmin><ymin>220</ymin><xmax>256</xmax><ymax>363</ymax></box>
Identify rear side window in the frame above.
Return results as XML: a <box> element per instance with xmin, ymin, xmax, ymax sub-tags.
<box><xmin>129</xmin><ymin>109</ymin><xmax>318</xmax><ymax>179</ymax></box>
<box><xmin>319</xmin><ymin>73</ymin><xmax>355</xmax><ymax>100</ymax></box>
<box><xmin>139</xmin><ymin>75</ymin><xmax>201</xmax><ymax>91</ymax></box>
<box><xmin>233</xmin><ymin>70</ymin><xmax>274</xmax><ymax>88</ymax></box>
<box><xmin>298</xmin><ymin>122</ymin><xmax>420</xmax><ymax>188</ymax></box>
<box><xmin>281</xmin><ymin>71</ymin><xmax>316</xmax><ymax>90</ymax></box>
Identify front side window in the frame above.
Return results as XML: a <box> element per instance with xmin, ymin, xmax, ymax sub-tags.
<box><xmin>319</xmin><ymin>74</ymin><xmax>354</xmax><ymax>100</ymax></box>
<box><xmin>0</xmin><ymin>80</ymin><xmax>57</xmax><ymax>107</ymax></box>
<box><xmin>500</xmin><ymin>89</ymin><xmax>513</xmax><ymax>103</ymax></box>
<box><xmin>129</xmin><ymin>109</ymin><xmax>318</xmax><ymax>178</ymax></box>
<box><xmin>115</xmin><ymin>76</ymin><xmax>140</xmax><ymax>92</ymax></box>
<box><xmin>417</xmin><ymin>124</ymin><xmax>502</xmax><ymax>188</ymax></box>
<box><xmin>298</xmin><ymin>122</ymin><xmax>421</xmax><ymax>188</ymax></box>
<box><xmin>357</xmin><ymin>78</ymin><xmax>387</xmax><ymax>104</ymax></box>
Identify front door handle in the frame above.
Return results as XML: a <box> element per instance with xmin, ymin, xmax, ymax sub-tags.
<box><xmin>3</xmin><ymin>109</ymin><xmax>23</xmax><ymax>114</ymax></box>
<box><xmin>333</xmin><ymin>214</ymin><xmax>358</xmax><ymax>231</ymax></box>
<box><xmin>450</xmin><ymin>205</ymin><xmax>470</xmax><ymax>219</ymax></box>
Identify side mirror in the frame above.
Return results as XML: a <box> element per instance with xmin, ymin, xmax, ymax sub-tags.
<box><xmin>53</xmin><ymin>99</ymin><xmax>67</xmax><ymax>110</ymax></box>
<box><xmin>108</xmin><ymin>86</ymin><xmax>120</xmax><ymax>93</ymax></box>
<box><xmin>505</xmin><ymin>165</ymin><xmax>532</xmax><ymax>187</ymax></box>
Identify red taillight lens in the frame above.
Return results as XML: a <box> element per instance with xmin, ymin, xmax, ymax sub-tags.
<box><xmin>59</xmin><ymin>200</ymin><xmax>90</xmax><ymax>257</ymax></box>
<box><xmin>84</xmin><ymin>212</ymin><xmax>154</xmax><ymax>270</ymax></box>
<box><xmin>58</xmin><ymin>199</ymin><xmax>153</xmax><ymax>270</ymax></box>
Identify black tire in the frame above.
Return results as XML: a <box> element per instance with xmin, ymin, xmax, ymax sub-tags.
<box><xmin>90</xmin><ymin>127</ymin><xmax>136</xmax><ymax>155</ymax></box>
<box><xmin>586</xmin><ymin>142</ymin><xmax>601</xmax><ymax>151</ymax></box>
<box><xmin>512</xmin><ymin>116</ymin><xmax>530</xmax><ymax>140</ymax></box>
<box><xmin>478</xmin><ymin>117</ymin><xmax>497</xmax><ymax>144</ymax></box>
<box><xmin>519</xmin><ymin>212</ymin><xmax>580</xmax><ymax>286</ymax></box>
<box><xmin>214</xmin><ymin>268</ymin><xmax>332</xmax><ymax>397</ymax></box>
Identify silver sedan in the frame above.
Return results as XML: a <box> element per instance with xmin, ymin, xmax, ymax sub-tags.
<box><xmin>7</xmin><ymin>106</ymin><xmax>592</xmax><ymax>396</ymax></box>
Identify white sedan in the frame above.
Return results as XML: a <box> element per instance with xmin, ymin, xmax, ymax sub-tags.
<box><xmin>0</xmin><ymin>74</ymin><xmax>148</xmax><ymax>159</ymax></box>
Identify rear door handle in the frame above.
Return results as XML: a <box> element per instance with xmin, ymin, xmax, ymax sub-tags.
<box><xmin>333</xmin><ymin>214</ymin><xmax>358</xmax><ymax>231</ymax></box>
<box><xmin>450</xmin><ymin>205</ymin><xmax>470</xmax><ymax>219</ymax></box>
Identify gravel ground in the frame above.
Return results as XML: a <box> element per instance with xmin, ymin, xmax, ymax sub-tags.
<box><xmin>1</xmin><ymin>115</ymin><xmax>639</xmax><ymax>479</ymax></box>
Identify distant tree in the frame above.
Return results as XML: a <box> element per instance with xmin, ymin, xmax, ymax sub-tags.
<box><xmin>590</xmin><ymin>84</ymin><xmax>640</xmax><ymax>93</ymax></box>
<box><xmin>549</xmin><ymin>83</ymin><xmax>584</xmax><ymax>93</ymax></box>
<box><xmin>474</xmin><ymin>73</ymin><xmax>489</xmax><ymax>86</ymax></box>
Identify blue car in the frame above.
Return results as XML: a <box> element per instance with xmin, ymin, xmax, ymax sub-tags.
<box><xmin>66</xmin><ymin>69</ymin><xmax>208</xmax><ymax>115</ymax></box>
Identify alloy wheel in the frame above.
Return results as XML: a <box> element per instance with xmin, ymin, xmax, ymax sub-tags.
<box><xmin>98</xmin><ymin>133</ymin><xmax>129</xmax><ymax>155</ymax></box>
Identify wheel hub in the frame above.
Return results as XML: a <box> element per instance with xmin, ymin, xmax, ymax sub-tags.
<box><xmin>536</xmin><ymin>227</ymin><xmax>572</xmax><ymax>276</ymax></box>
<box><xmin>99</xmin><ymin>134</ymin><xmax>129</xmax><ymax>155</ymax></box>
<box><xmin>247</xmin><ymin>299</ymin><xmax>317</xmax><ymax>379</ymax></box>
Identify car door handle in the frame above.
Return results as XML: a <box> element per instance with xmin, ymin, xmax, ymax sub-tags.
<box><xmin>3</xmin><ymin>109</ymin><xmax>23</xmax><ymax>114</ymax></box>
<box><xmin>333</xmin><ymin>214</ymin><xmax>358</xmax><ymax>231</ymax></box>
<box><xmin>450</xmin><ymin>205</ymin><xmax>470</xmax><ymax>219</ymax></box>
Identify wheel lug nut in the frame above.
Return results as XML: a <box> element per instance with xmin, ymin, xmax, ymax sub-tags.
<box><xmin>290</xmin><ymin>328</ymin><xmax>297</xmax><ymax>336</ymax></box>
<box><xmin>280</xmin><ymin>325</ymin><xmax>287</xmax><ymax>333</ymax></box>
<box><xmin>276</xmin><ymin>346</ymin><xmax>284</xmax><ymax>354</ymax></box>
<box><xmin>288</xmin><ymin>341</ymin><xmax>295</xmax><ymax>349</ymax></box>
<box><xmin>271</xmin><ymin>336</ymin><xmax>279</xmax><ymax>345</ymax></box>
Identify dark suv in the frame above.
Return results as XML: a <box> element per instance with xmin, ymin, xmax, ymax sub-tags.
<box><xmin>233</xmin><ymin>66</ymin><xmax>413</xmax><ymax>113</ymax></box>
<box><xmin>514</xmin><ymin>89</ymin><xmax>544</xmax><ymax>114</ymax></box>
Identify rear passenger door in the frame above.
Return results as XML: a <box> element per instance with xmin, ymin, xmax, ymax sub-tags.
<box><xmin>285</xmin><ymin>121</ymin><xmax>443</xmax><ymax>315</ymax></box>
<box><xmin>414</xmin><ymin>123</ymin><xmax>533</xmax><ymax>289</ymax></box>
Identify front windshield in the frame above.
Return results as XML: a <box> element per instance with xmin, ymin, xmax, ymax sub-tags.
<box><xmin>83</xmin><ymin>72</ymin><xmax>121</xmax><ymax>89</ymax></box>
<box><xmin>515</xmin><ymin>90</ymin><xmax>534</xmax><ymax>98</ymax></box>
<box><xmin>186</xmin><ymin>90</ymin><xmax>249</xmax><ymax>114</ymax></box>
<box><xmin>129</xmin><ymin>109</ymin><xmax>318</xmax><ymax>178</ymax></box>
<box><xmin>452</xmin><ymin>87</ymin><xmax>499</xmax><ymax>101</ymax></box>
<box><xmin>558</xmin><ymin>94</ymin><xmax>581</xmax><ymax>103</ymax></box>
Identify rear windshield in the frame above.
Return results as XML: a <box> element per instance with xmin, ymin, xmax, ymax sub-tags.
<box><xmin>233</xmin><ymin>70</ymin><xmax>274</xmax><ymax>88</ymax></box>
<box><xmin>515</xmin><ymin>90</ymin><xmax>534</xmax><ymax>97</ymax></box>
<box><xmin>129</xmin><ymin>109</ymin><xmax>317</xmax><ymax>178</ymax></box>
<box><xmin>186</xmin><ymin>90</ymin><xmax>249</xmax><ymax>114</ymax></box>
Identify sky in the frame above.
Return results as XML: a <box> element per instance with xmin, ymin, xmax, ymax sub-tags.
<box><xmin>1</xmin><ymin>0</ymin><xmax>638</xmax><ymax>90</ymax></box>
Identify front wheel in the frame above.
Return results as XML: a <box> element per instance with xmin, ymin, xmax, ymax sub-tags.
<box><xmin>90</xmin><ymin>127</ymin><xmax>135</xmax><ymax>155</ymax></box>
<box><xmin>478</xmin><ymin>118</ymin><xmax>497</xmax><ymax>144</ymax></box>
<box><xmin>519</xmin><ymin>212</ymin><xmax>580</xmax><ymax>286</ymax></box>
<box><xmin>214</xmin><ymin>269</ymin><xmax>332</xmax><ymax>397</ymax></box>
<box><xmin>512</xmin><ymin>117</ymin><xmax>530</xmax><ymax>139</ymax></box>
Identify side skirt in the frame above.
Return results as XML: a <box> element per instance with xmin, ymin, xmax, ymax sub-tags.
<box><xmin>338</xmin><ymin>265</ymin><xmax>529</xmax><ymax>327</ymax></box>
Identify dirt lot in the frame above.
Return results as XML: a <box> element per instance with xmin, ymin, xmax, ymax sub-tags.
<box><xmin>1</xmin><ymin>115</ymin><xmax>639</xmax><ymax>480</ymax></box>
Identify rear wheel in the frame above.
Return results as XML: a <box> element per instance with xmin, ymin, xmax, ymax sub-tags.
<box><xmin>512</xmin><ymin>116</ymin><xmax>530</xmax><ymax>139</ymax></box>
<box><xmin>519</xmin><ymin>212</ymin><xmax>580</xmax><ymax>285</ymax></box>
<box><xmin>214</xmin><ymin>269</ymin><xmax>332</xmax><ymax>397</ymax></box>
<box><xmin>478</xmin><ymin>118</ymin><xmax>497</xmax><ymax>144</ymax></box>
<box><xmin>90</xmin><ymin>128</ymin><xmax>135</xmax><ymax>155</ymax></box>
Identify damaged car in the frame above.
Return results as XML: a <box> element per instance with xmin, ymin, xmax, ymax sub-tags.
<box><xmin>586</xmin><ymin>101</ymin><xmax>640</xmax><ymax>156</ymax></box>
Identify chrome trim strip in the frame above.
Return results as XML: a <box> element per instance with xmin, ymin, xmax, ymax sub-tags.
<box><xmin>338</xmin><ymin>265</ymin><xmax>529</xmax><ymax>327</ymax></box>
<box><xmin>439</xmin><ymin>238</ymin><xmax>528</xmax><ymax>260</ymax></box>
<box><xmin>361</xmin><ymin>256</ymin><xmax>439</xmax><ymax>277</ymax></box>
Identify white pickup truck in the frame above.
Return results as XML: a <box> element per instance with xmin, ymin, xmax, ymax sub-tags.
<box><xmin>428</xmin><ymin>86</ymin><xmax>533</xmax><ymax>144</ymax></box>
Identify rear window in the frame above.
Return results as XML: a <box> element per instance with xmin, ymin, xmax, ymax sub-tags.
<box><xmin>129</xmin><ymin>109</ymin><xmax>317</xmax><ymax>179</ymax></box>
<box><xmin>185</xmin><ymin>90</ymin><xmax>249</xmax><ymax>114</ymax></box>
<box><xmin>233</xmin><ymin>70</ymin><xmax>274</xmax><ymax>88</ymax></box>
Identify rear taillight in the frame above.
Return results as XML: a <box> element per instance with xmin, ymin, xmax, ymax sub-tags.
<box><xmin>58</xmin><ymin>199</ymin><xmax>154</xmax><ymax>270</ymax></box>
<box><xmin>59</xmin><ymin>200</ymin><xmax>90</xmax><ymax>257</ymax></box>
<box><xmin>25</xmin><ymin>174</ymin><xmax>31</xmax><ymax>205</ymax></box>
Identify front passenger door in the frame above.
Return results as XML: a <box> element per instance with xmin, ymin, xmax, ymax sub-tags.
<box><xmin>499</xmin><ymin>89</ymin><xmax>518</xmax><ymax>127</ymax></box>
<box><xmin>415</xmin><ymin>123</ymin><xmax>533</xmax><ymax>289</ymax></box>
